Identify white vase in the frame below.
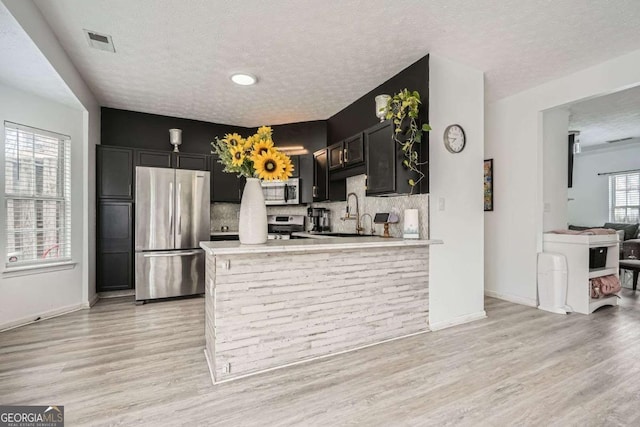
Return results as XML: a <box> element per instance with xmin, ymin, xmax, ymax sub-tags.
<box><xmin>239</xmin><ymin>178</ymin><xmax>268</xmax><ymax>244</ymax></box>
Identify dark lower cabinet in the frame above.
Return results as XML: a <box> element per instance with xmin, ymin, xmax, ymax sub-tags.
<box><xmin>136</xmin><ymin>149</ymin><xmax>172</xmax><ymax>168</ymax></box>
<box><xmin>97</xmin><ymin>201</ymin><xmax>133</xmax><ymax>291</ymax></box>
<box><xmin>97</xmin><ymin>146</ymin><xmax>133</xmax><ymax>199</ymax></box>
<box><xmin>364</xmin><ymin>120</ymin><xmax>415</xmax><ymax>196</ymax></box>
<box><xmin>174</xmin><ymin>153</ymin><xmax>209</xmax><ymax>170</ymax></box>
<box><xmin>211</xmin><ymin>155</ymin><xmax>244</xmax><ymax>202</ymax></box>
<box><xmin>313</xmin><ymin>149</ymin><xmax>329</xmax><ymax>201</ymax></box>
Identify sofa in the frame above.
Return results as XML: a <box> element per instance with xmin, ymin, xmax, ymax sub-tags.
<box><xmin>568</xmin><ymin>222</ymin><xmax>640</xmax><ymax>259</ymax></box>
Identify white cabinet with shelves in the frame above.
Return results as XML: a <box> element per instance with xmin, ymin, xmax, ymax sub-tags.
<box><xmin>542</xmin><ymin>233</ymin><xmax>619</xmax><ymax>314</ymax></box>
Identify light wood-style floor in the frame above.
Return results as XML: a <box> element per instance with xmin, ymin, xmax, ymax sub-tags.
<box><xmin>2</xmin><ymin>292</ymin><xmax>640</xmax><ymax>426</ymax></box>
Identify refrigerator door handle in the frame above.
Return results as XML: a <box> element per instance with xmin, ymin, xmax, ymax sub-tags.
<box><xmin>177</xmin><ymin>182</ymin><xmax>182</xmax><ymax>234</ymax></box>
<box><xmin>143</xmin><ymin>250</ymin><xmax>202</xmax><ymax>257</ymax></box>
<box><xmin>169</xmin><ymin>181</ymin><xmax>174</xmax><ymax>236</ymax></box>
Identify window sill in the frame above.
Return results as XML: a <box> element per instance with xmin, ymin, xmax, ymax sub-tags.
<box><xmin>2</xmin><ymin>260</ymin><xmax>77</xmax><ymax>278</ymax></box>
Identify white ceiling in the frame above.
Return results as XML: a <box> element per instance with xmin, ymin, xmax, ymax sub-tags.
<box><xmin>0</xmin><ymin>2</ymin><xmax>78</xmax><ymax>107</ymax></box>
<box><xmin>569</xmin><ymin>85</ymin><xmax>640</xmax><ymax>147</ymax></box>
<box><xmin>30</xmin><ymin>0</ymin><xmax>640</xmax><ymax>127</ymax></box>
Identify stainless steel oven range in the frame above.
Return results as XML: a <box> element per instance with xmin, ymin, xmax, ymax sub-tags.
<box><xmin>267</xmin><ymin>215</ymin><xmax>306</xmax><ymax>240</ymax></box>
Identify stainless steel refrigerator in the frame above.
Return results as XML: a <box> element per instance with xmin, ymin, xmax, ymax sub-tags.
<box><xmin>135</xmin><ymin>167</ymin><xmax>210</xmax><ymax>303</ymax></box>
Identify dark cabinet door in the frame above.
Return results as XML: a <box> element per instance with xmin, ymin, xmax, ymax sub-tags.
<box><xmin>289</xmin><ymin>155</ymin><xmax>300</xmax><ymax>178</ymax></box>
<box><xmin>174</xmin><ymin>153</ymin><xmax>209</xmax><ymax>170</ymax></box>
<box><xmin>97</xmin><ymin>146</ymin><xmax>133</xmax><ymax>199</ymax></box>
<box><xmin>364</xmin><ymin>120</ymin><xmax>416</xmax><ymax>196</ymax></box>
<box><xmin>97</xmin><ymin>201</ymin><xmax>133</xmax><ymax>291</ymax></box>
<box><xmin>365</xmin><ymin>121</ymin><xmax>397</xmax><ymax>195</ymax></box>
<box><xmin>211</xmin><ymin>156</ymin><xmax>244</xmax><ymax>202</ymax></box>
<box><xmin>328</xmin><ymin>142</ymin><xmax>344</xmax><ymax>170</ymax></box>
<box><xmin>313</xmin><ymin>149</ymin><xmax>329</xmax><ymax>201</ymax></box>
<box><xmin>135</xmin><ymin>149</ymin><xmax>172</xmax><ymax>168</ymax></box>
<box><xmin>344</xmin><ymin>133</ymin><xmax>364</xmax><ymax>166</ymax></box>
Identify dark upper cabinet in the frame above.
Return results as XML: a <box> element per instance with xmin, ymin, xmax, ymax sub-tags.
<box><xmin>97</xmin><ymin>146</ymin><xmax>133</xmax><ymax>200</ymax></box>
<box><xmin>289</xmin><ymin>155</ymin><xmax>300</xmax><ymax>178</ymax></box>
<box><xmin>211</xmin><ymin>155</ymin><xmax>244</xmax><ymax>203</ymax></box>
<box><xmin>97</xmin><ymin>201</ymin><xmax>133</xmax><ymax>291</ymax></box>
<box><xmin>364</xmin><ymin>120</ymin><xmax>415</xmax><ymax>196</ymax></box>
<box><xmin>343</xmin><ymin>133</ymin><xmax>364</xmax><ymax>166</ymax></box>
<box><xmin>173</xmin><ymin>153</ymin><xmax>209</xmax><ymax>171</ymax></box>
<box><xmin>328</xmin><ymin>133</ymin><xmax>364</xmax><ymax>177</ymax></box>
<box><xmin>313</xmin><ymin>149</ymin><xmax>329</xmax><ymax>202</ymax></box>
<box><xmin>135</xmin><ymin>149</ymin><xmax>172</xmax><ymax>168</ymax></box>
<box><xmin>328</xmin><ymin>142</ymin><xmax>344</xmax><ymax>171</ymax></box>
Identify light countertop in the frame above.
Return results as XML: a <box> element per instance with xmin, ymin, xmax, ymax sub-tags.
<box><xmin>210</xmin><ymin>231</ymin><xmax>239</xmax><ymax>236</ymax></box>
<box><xmin>200</xmin><ymin>237</ymin><xmax>442</xmax><ymax>255</ymax></box>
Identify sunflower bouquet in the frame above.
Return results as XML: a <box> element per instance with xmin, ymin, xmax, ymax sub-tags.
<box><xmin>211</xmin><ymin>126</ymin><xmax>294</xmax><ymax>181</ymax></box>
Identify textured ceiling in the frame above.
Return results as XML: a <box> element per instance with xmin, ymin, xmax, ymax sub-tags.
<box><xmin>0</xmin><ymin>2</ymin><xmax>78</xmax><ymax>107</ymax></box>
<box><xmin>32</xmin><ymin>0</ymin><xmax>640</xmax><ymax>127</ymax></box>
<box><xmin>569</xmin><ymin>85</ymin><xmax>640</xmax><ymax>147</ymax></box>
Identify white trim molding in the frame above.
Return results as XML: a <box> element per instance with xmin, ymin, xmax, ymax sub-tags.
<box><xmin>0</xmin><ymin>302</ymin><xmax>85</xmax><ymax>332</ymax></box>
<box><xmin>205</xmin><ymin>330</ymin><xmax>431</xmax><ymax>385</ymax></box>
<box><xmin>485</xmin><ymin>289</ymin><xmax>537</xmax><ymax>307</ymax></box>
<box><xmin>2</xmin><ymin>261</ymin><xmax>76</xmax><ymax>278</ymax></box>
<box><xmin>429</xmin><ymin>311</ymin><xmax>487</xmax><ymax>331</ymax></box>
<box><xmin>82</xmin><ymin>294</ymin><xmax>100</xmax><ymax>309</ymax></box>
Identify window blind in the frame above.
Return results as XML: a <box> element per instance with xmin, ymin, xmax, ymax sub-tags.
<box><xmin>609</xmin><ymin>172</ymin><xmax>640</xmax><ymax>223</ymax></box>
<box><xmin>4</xmin><ymin>122</ymin><xmax>71</xmax><ymax>267</ymax></box>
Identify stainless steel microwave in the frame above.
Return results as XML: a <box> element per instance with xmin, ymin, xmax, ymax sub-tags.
<box><xmin>261</xmin><ymin>178</ymin><xmax>300</xmax><ymax>205</ymax></box>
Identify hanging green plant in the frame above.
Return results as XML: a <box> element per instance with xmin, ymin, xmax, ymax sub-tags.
<box><xmin>384</xmin><ymin>89</ymin><xmax>431</xmax><ymax>193</ymax></box>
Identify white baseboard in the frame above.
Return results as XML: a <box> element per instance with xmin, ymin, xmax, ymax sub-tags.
<box><xmin>485</xmin><ymin>289</ymin><xmax>537</xmax><ymax>307</ymax></box>
<box><xmin>205</xmin><ymin>329</ymin><xmax>431</xmax><ymax>385</ymax></box>
<box><xmin>429</xmin><ymin>311</ymin><xmax>487</xmax><ymax>331</ymax></box>
<box><xmin>82</xmin><ymin>293</ymin><xmax>100</xmax><ymax>309</ymax></box>
<box><xmin>0</xmin><ymin>303</ymin><xmax>85</xmax><ymax>332</ymax></box>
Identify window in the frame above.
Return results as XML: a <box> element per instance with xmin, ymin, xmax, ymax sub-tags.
<box><xmin>609</xmin><ymin>172</ymin><xmax>640</xmax><ymax>223</ymax></box>
<box><xmin>4</xmin><ymin>122</ymin><xmax>71</xmax><ymax>267</ymax></box>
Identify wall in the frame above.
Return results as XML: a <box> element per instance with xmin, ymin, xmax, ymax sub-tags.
<box><xmin>569</xmin><ymin>141</ymin><xmax>640</xmax><ymax>226</ymax></box>
<box><xmin>485</xmin><ymin>48</ymin><xmax>640</xmax><ymax>306</ymax></box>
<box><xmin>2</xmin><ymin>0</ymin><xmax>101</xmax><ymax>325</ymax></box>
<box><xmin>0</xmin><ymin>83</ymin><xmax>85</xmax><ymax>329</ymax></box>
<box><xmin>327</xmin><ymin>55</ymin><xmax>429</xmax><ymax>193</ymax></box>
<box><xmin>101</xmin><ymin>107</ymin><xmax>244</xmax><ymax>154</ymax></box>
<box><xmin>211</xmin><ymin>174</ymin><xmax>430</xmax><ymax>239</ymax></box>
<box><xmin>542</xmin><ymin>108</ymin><xmax>570</xmax><ymax>231</ymax></box>
<box><xmin>427</xmin><ymin>54</ymin><xmax>485</xmax><ymax>330</ymax></box>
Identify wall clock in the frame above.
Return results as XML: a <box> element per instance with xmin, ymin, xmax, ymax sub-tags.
<box><xmin>443</xmin><ymin>124</ymin><xmax>466</xmax><ymax>153</ymax></box>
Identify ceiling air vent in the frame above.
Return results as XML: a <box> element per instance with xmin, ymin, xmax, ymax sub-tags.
<box><xmin>83</xmin><ymin>29</ymin><xmax>115</xmax><ymax>53</ymax></box>
<box><xmin>606</xmin><ymin>137</ymin><xmax>633</xmax><ymax>144</ymax></box>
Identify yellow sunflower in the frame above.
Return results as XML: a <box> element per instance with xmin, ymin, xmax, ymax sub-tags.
<box><xmin>241</xmin><ymin>135</ymin><xmax>255</xmax><ymax>152</ymax></box>
<box><xmin>253</xmin><ymin>151</ymin><xmax>284</xmax><ymax>181</ymax></box>
<box><xmin>251</xmin><ymin>138</ymin><xmax>274</xmax><ymax>158</ymax></box>
<box><xmin>256</xmin><ymin>126</ymin><xmax>272</xmax><ymax>139</ymax></box>
<box><xmin>229</xmin><ymin>145</ymin><xmax>246</xmax><ymax>167</ymax></box>
<box><xmin>278</xmin><ymin>153</ymin><xmax>294</xmax><ymax>180</ymax></box>
<box><xmin>224</xmin><ymin>133</ymin><xmax>244</xmax><ymax>147</ymax></box>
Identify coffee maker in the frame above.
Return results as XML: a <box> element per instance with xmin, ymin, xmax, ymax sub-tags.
<box><xmin>307</xmin><ymin>207</ymin><xmax>331</xmax><ymax>232</ymax></box>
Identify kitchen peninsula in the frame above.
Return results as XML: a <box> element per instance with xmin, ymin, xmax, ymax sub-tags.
<box><xmin>200</xmin><ymin>237</ymin><xmax>441</xmax><ymax>383</ymax></box>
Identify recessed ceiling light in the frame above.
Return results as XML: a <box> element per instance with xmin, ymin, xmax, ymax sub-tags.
<box><xmin>230</xmin><ymin>73</ymin><xmax>257</xmax><ymax>86</ymax></box>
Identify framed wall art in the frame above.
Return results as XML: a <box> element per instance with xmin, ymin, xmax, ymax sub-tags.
<box><xmin>484</xmin><ymin>159</ymin><xmax>494</xmax><ymax>211</ymax></box>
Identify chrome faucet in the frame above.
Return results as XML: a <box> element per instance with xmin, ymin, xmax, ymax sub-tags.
<box><xmin>360</xmin><ymin>213</ymin><xmax>374</xmax><ymax>235</ymax></box>
<box><xmin>343</xmin><ymin>192</ymin><xmax>363</xmax><ymax>234</ymax></box>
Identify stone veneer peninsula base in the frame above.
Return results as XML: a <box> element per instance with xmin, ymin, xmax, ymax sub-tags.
<box><xmin>200</xmin><ymin>237</ymin><xmax>439</xmax><ymax>383</ymax></box>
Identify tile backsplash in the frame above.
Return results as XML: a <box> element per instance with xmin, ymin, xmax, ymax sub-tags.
<box><xmin>210</xmin><ymin>174</ymin><xmax>429</xmax><ymax>238</ymax></box>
